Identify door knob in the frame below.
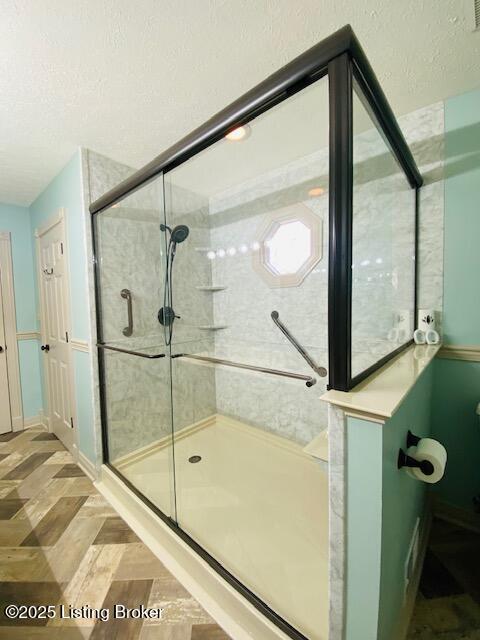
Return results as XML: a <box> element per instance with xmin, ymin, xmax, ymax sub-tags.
<box><xmin>41</xmin><ymin>344</ymin><xmax>50</xmax><ymax>352</ymax></box>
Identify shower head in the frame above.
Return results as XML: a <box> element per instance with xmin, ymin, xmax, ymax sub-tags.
<box><xmin>160</xmin><ymin>223</ymin><xmax>190</xmax><ymax>244</ymax></box>
<box><xmin>171</xmin><ymin>225</ymin><xmax>189</xmax><ymax>244</ymax></box>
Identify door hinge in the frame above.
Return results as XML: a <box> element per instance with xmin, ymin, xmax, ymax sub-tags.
<box><xmin>61</xmin><ymin>242</ymin><xmax>64</xmax><ymax>255</ymax></box>
<box><xmin>70</xmin><ymin>417</ymin><xmax>74</xmax><ymax>428</ymax></box>
<box><xmin>65</xmin><ymin>331</ymin><xmax>69</xmax><ymax>343</ymax></box>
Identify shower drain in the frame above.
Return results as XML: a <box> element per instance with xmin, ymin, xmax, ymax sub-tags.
<box><xmin>188</xmin><ymin>455</ymin><xmax>202</xmax><ymax>464</ymax></box>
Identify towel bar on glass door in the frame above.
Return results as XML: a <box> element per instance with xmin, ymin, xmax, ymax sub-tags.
<box><xmin>97</xmin><ymin>343</ymin><xmax>166</xmax><ymax>359</ymax></box>
<box><xmin>172</xmin><ymin>353</ymin><xmax>317</xmax><ymax>387</ymax></box>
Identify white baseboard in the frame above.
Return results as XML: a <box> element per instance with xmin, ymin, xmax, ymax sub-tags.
<box><xmin>12</xmin><ymin>415</ymin><xmax>24</xmax><ymax>432</ymax></box>
<box><xmin>23</xmin><ymin>415</ymin><xmax>43</xmax><ymax>429</ymax></box>
<box><xmin>39</xmin><ymin>410</ymin><xmax>49</xmax><ymax>430</ymax></box>
<box><xmin>78</xmin><ymin>451</ymin><xmax>98</xmax><ymax>481</ymax></box>
<box><xmin>437</xmin><ymin>344</ymin><xmax>480</xmax><ymax>362</ymax></box>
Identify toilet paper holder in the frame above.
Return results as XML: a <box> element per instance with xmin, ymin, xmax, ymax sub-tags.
<box><xmin>406</xmin><ymin>430</ymin><xmax>421</xmax><ymax>448</ymax></box>
<box><xmin>397</xmin><ymin>430</ymin><xmax>434</xmax><ymax>476</ymax></box>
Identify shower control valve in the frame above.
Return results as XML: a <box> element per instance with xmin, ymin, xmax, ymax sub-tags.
<box><xmin>158</xmin><ymin>306</ymin><xmax>180</xmax><ymax>327</ymax></box>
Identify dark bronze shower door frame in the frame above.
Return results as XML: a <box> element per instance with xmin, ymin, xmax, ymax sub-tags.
<box><xmin>91</xmin><ymin>25</ymin><xmax>422</xmax><ymax>640</ymax></box>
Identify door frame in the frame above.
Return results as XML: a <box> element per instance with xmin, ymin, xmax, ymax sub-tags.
<box><xmin>0</xmin><ymin>231</ymin><xmax>23</xmax><ymax>431</ymax></box>
<box><xmin>35</xmin><ymin>208</ymin><xmax>78</xmax><ymax>456</ymax></box>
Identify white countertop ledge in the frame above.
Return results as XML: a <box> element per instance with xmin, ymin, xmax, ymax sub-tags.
<box><xmin>320</xmin><ymin>344</ymin><xmax>440</xmax><ymax>421</ymax></box>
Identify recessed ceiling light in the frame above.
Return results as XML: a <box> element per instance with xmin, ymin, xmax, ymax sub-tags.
<box><xmin>308</xmin><ymin>187</ymin><xmax>325</xmax><ymax>197</ymax></box>
<box><xmin>225</xmin><ymin>125</ymin><xmax>251</xmax><ymax>141</ymax></box>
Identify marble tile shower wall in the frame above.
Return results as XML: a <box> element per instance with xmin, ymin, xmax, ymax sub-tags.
<box><xmin>96</xmin><ymin>214</ymin><xmax>162</xmax><ymax>343</ymax></box>
<box><xmin>87</xmin><ymin>151</ymin><xmax>216</xmax><ymax>460</ymax></box>
<box><xmin>163</xmin><ymin>181</ymin><xmax>217</xmax><ymax>435</ymax></box>
<box><xmin>97</xmin><ymin>210</ymin><xmax>170</xmax><ymax>461</ymax></box>
<box><xmin>400</xmin><ymin>102</ymin><xmax>445</xmax><ymax>315</ymax></box>
<box><xmin>351</xmin><ymin>121</ymin><xmax>417</xmax><ymax>377</ymax></box>
<box><xmin>88</xmin><ymin>152</ymin><xmax>167</xmax><ymax>459</ymax></box>
<box><xmin>208</xmin><ymin>148</ymin><xmax>330</xmax><ymax>446</ymax></box>
<box><xmin>350</xmin><ymin>101</ymin><xmax>444</xmax><ymax>377</ymax></box>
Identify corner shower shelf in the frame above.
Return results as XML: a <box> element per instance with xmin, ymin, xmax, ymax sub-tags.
<box><xmin>197</xmin><ymin>325</ymin><xmax>229</xmax><ymax>331</ymax></box>
<box><xmin>196</xmin><ymin>285</ymin><xmax>227</xmax><ymax>292</ymax></box>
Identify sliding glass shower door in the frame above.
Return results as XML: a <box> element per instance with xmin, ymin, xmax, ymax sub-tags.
<box><xmin>162</xmin><ymin>76</ymin><xmax>330</xmax><ymax>640</ymax></box>
<box><xmin>94</xmin><ymin>175</ymin><xmax>177</xmax><ymax>519</ymax></box>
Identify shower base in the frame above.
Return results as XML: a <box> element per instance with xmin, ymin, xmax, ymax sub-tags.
<box><xmin>114</xmin><ymin>415</ymin><xmax>328</xmax><ymax>640</ymax></box>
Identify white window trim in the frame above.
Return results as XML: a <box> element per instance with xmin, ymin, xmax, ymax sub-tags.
<box><xmin>252</xmin><ymin>204</ymin><xmax>323</xmax><ymax>288</ymax></box>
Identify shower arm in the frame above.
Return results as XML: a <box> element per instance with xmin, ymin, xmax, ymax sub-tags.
<box><xmin>271</xmin><ymin>311</ymin><xmax>327</xmax><ymax>378</ymax></box>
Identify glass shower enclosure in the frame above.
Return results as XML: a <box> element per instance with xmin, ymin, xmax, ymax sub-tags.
<box><xmin>91</xmin><ymin>25</ymin><xmax>422</xmax><ymax>640</ymax></box>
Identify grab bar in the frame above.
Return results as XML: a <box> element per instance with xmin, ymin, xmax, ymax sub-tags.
<box><xmin>172</xmin><ymin>353</ymin><xmax>317</xmax><ymax>387</ymax></box>
<box><xmin>271</xmin><ymin>311</ymin><xmax>327</xmax><ymax>378</ymax></box>
<box><xmin>97</xmin><ymin>343</ymin><xmax>165</xmax><ymax>359</ymax></box>
<box><xmin>121</xmin><ymin>288</ymin><xmax>133</xmax><ymax>337</ymax></box>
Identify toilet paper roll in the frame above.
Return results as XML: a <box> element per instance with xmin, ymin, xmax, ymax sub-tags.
<box><xmin>407</xmin><ymin>438</ymin><xmax>447</xmax><ymax>484</ymax></box>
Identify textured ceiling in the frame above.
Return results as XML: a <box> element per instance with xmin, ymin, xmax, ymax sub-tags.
<box><xmin>1</xmin><ymin>0</ymin><xmax>479</xmax><ymax>206</ymax></box>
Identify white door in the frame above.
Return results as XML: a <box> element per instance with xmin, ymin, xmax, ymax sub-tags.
<box><xmin>0</xmin><ymin>272</ymin><xmax>12</xmax><ymax>435</ymax></box>
<box><xmin>38</xmin><ymin>217</ymin><xmax>76</xmax><ymax>454</ymax></box>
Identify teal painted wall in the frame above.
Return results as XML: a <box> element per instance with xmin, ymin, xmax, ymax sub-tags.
<box><xmin>0</xmin><ymin>202</ymin><xmax>42</xmax><ymax>418</ymax></box>
<box><xmin>378</xmin><ymin>364</ymin><xmax>433</xmax><ymax>640</ymax></box>
<box><xmin>0</xmin><ymin>203</ymin><xmax>37</xmax><ymax>331</ymax></box>
<box><xmin>443</xmin><ymin>87</ymin><xmax>480</xmax><ymax>346</ymax></box>
<box><xmin>430</xmin><ymin>87</ymin><xmax>480</xmax><ymax>512</ymax></box>
<box><xmin>346</xmin><ymin>418</ymin><xmax>383</xmax><ymax>639</ymax></box>
<box><xmin>29</xmin><ymin>150</ymin><xmax>96</xmax><ymax>463</ymax></box>
<box><xmin>18</xmin><ymin>340</ymin><xmax>43</xmax><ymax>418</ymax></box>
<box><xmin>346</xmin><ymin>364</ymin><xmax>434</xmax><ymax>640</ymax></box>
<box><xmin>431</xmin><ymin>359</ymin><xmax>480</xmax><ymax>510</ymax></box>
<box><xmin>29</xmin><ymin>150</ymin><xmax>89</xmax><ymax>341</ymax></box>
<box><xmin>73</xmin><ymin>350</ymin><xmax>96</xmax><ymax>463</ymax></box>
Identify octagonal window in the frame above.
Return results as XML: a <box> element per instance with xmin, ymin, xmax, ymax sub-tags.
<box><xmin>252</xmin><ymin>204</ymin><xmax>323</xmax><ymax>288</ymax></box>
<box><xmin>265</xmin><ymin>220</ymin><xmax>311</xmax><ymax>275</ymax></box>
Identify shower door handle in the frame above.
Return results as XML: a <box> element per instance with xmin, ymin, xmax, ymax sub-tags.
<box><xmin>271</xmin><ymin>311</ymin><xmax>327</xmax><ymax>377</ymax></box>
<box><xmin>121</xmin><ymin>289</ymin><xmax>133</xmax><ymax>337</ymax></box>
<box><xmin>97</xmin><ymin>343</ymin><xmax>165</xmax><ymax>359</ymax></box>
